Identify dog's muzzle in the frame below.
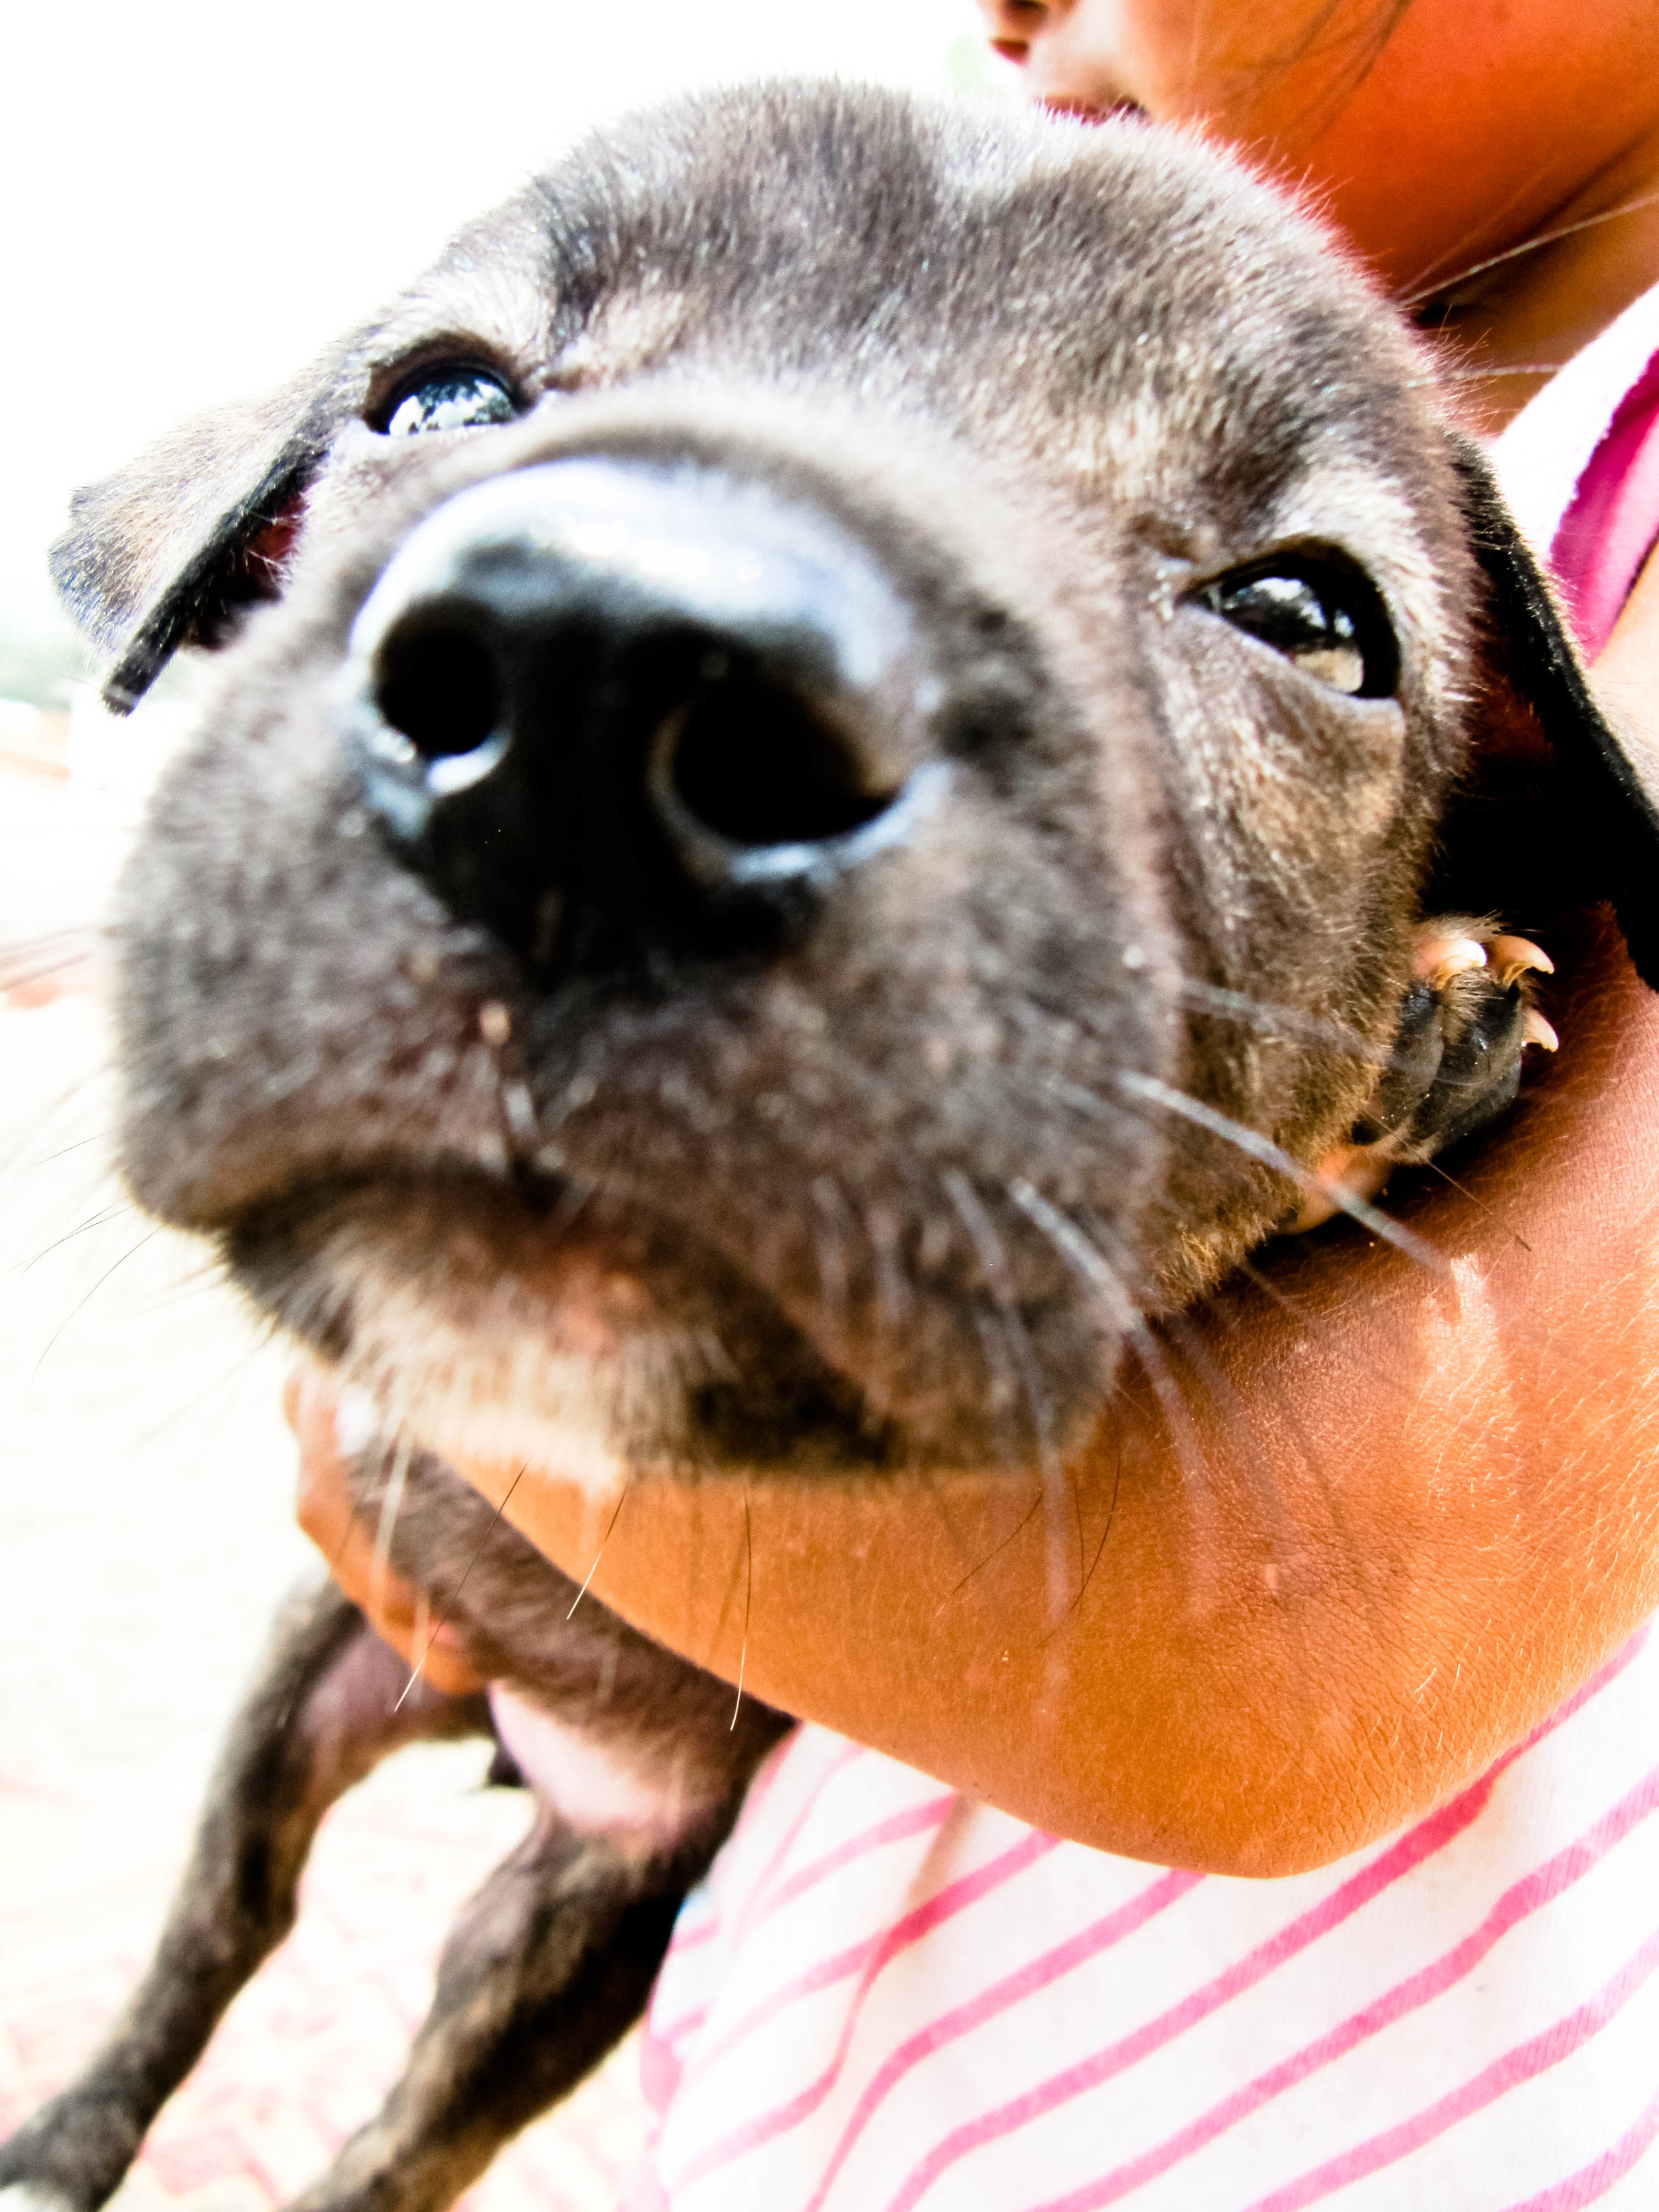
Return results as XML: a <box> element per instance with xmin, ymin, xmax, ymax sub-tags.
<box><xmin>336</xmin><ymin>458</ymin><xmax>950</xmax><ymax>969</ymax></box>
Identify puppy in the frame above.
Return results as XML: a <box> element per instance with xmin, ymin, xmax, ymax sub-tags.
<box><xmin>7</xmin><ymin>82</ymin><xmax>1659</xmax><ymax>2212</ymax></box>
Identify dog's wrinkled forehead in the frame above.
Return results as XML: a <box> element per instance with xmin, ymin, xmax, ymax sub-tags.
<box><xmin>350</xmin><ymin>94</ymin><xmax>1437</xmax><ymax>553</ymax></box>
<box><xmin>55</xmin><ymin>86</ymin><xmax>1461</xmax><ymax>717</ymax></box>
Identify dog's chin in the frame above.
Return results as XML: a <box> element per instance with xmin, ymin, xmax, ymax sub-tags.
<box><xmin>220</xmin><ymin>1163</ymin><xmax>941</xmax><ymax>1487</ymax></box>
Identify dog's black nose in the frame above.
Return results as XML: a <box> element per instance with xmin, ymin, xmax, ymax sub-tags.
<box><xmin>338</xmin><ymin>459</ymin><xmax>945</xmax><ymax>968</ymax></box>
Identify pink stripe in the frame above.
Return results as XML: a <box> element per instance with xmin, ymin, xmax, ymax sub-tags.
<box><xmin>876</xmin><ymin>1635</ymin><xmax>1648</xmax><ymax>2212</ymax></box>
<box><xmin>802</xmin><ymin>1868</ymin><xmax>1202</xmax><ymax>2212</ymax></box>
<box><xmin>1551</xmin><ymin>346</ymin><xmax>1659</xmax><ymax>656</ymax></box>
<box><xmin>639</xmin><ymin>2015</ymin><xmax>692</xmax><ymax>2120</ymax></box>
<box><xmin>880</xmin><ymin>1767</ymin><xmax>1507</xmax><ymax>2212</ymax></box>
<box><xmin>1502</xmin><ymin>2083</ymin><xmax>1659</xmax><ymax>2211</ymax></box>
<box><xmin>729</xmin><ymin>1737</ymin><xmax>865</xmax><ymax>1945</ymax></box>
<box><xmin>666</xmin><ymin>1913</ymin><xmax>719</xmax><ymax>1954</ymax></box>
<box><xmin>668</xmin><ymin>1831</ymin><xmax>1060</xmax><ymax>2186</ymax></box>
<box><xmin>695</xmin><ymin>1826</ymin><xmax>1054</xmax><ymax>2074</ymax></box>
<box><xmin>624</xmin><ymin>2156</ymin><xmax>673</xmax><ymax>2212</ymax></box>
<box><xmin>648</xmin><ymin>1999</ymin><xmax>709</xmax><ymax>2053</ymax></box>
<box><xmin>652</xmin><ymin>1627</ymin><xmax>1648</xmax><ymax>2207</ymax></box>
<box><xmin>1240</xmin><ymin>1925</ymin><xmax>1659</xmax><ymax>2212</ymax></box>
<box><xmin>644</xmin><ymin>1739</ymin><xmax>861</xmax><ymax>2047</ymax></box>
<box><xmin>664</xmin><ymin>1793</ymin><xmax>960</xmax><ymax>2079</ymax></box>
<box><xmin>1027</xmin><ymin>1761</ymin><xmax>1659</xmax><ymax>2212</ymax></box>
<box><xmin>760</xmin><ymin>1794</ymin><xmax>958</xmax><ymax>1923</ymax></box>
<box><xmin>737</xmin><ymin>1724</ymin><xmax>796</xmax><ymax>1826</ymax></box>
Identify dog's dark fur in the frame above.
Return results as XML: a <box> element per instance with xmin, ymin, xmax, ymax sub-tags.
<box><xmin>7</xmin><ymin>82</ymin><xmax>1659</xmax><ymax>2212</ymax></box>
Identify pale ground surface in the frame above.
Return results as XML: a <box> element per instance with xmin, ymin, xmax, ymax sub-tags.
<box><xmin>0</xmin><ymin>723</ymin><xmax>646</xmax><ymax>2207</ymax></box>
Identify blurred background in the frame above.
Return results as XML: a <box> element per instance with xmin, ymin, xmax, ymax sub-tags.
<box><xmin>0</xmin><ymin>0</ymin><xmax>1004</xmax><ymax>692</ymax></box>
<box><xmin>0</xmin><ymin>9</ymin><xmax>1004</xmax><ymax>2206</ymax></box>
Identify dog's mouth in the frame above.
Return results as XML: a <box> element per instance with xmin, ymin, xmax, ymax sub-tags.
<box><xmin>224</xmin><ymin>1161</ymin><xmax>914</xmax><ymax>1483</ymax></box>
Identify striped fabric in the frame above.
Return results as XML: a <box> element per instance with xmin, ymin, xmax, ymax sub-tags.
<box><xmin>628</xmin><ymin>1623</ymin><xmax>1659</xmax><ymax>2209</ymax></box>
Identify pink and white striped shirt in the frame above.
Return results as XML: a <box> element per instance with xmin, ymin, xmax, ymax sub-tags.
<box><xmin>624</xmin><ymin>291</ymin><xmax>1659</xmax><ymax>2212</ymax></box>
<box><xmin>633</xmin><ymin>1625</ymin><xmax>1659</xmax><ymax>2211</ymax></box>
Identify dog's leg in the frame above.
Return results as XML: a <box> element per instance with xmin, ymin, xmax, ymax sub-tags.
<box><xmin>285</xmin><ymin>1812</ymin><xmax>695</xmax><ymax>2212</ymax></box>
<box><xmin>0</xmin><ymin>1577</ymin><xmax>492</xmax><ymax>2212</ymax></box>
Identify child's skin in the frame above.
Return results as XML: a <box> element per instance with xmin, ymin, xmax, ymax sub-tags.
<box><xmin>980</xmin><ymin>0</ymin><xmax>1659</xmax><ymax>433</ymax></box>
<box><xmin>295</xmin><ymin>0</ymin><xmax>1659</xmax><ymax>1876</ymax></box>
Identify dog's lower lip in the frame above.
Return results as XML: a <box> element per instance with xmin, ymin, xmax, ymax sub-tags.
<box><xmin>222</xmin><ymin>1161</ymin><xmax>921</xmax><ymax>1477</ymax></box>
<box><xmin>227</xmin><ymin>1163</ymin><xmax>672</xmax><ymax>1345</ymax></box>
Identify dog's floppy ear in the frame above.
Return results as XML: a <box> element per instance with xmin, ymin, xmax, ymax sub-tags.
<box><xmin>50</xmin><ymin>368</ymin><xmax>336</xmax><ymax>714</ymax></box>
<box><xmin>1451</xmin><ymin>435</ymin><xmax>1659</xmax><ymax>990</ymax></box>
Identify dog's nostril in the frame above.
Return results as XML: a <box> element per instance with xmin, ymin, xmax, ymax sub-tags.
<box><xmin>654</xmin><ymin>668</ymin><xmax>899</xmax><ymax>851</ymax></box>
<box><xmin>344</xmin><ymin>459</ymin><xmax>947</xmax><ymax>960</ymax></box>
<box><xmin>374</xmin><ymin>623</ymin><xmax>502</xmax><ymax>761</ymax></box>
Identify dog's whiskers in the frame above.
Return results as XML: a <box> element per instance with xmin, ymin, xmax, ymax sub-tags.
<box><xmin>127</xmin><ymin>1315</ymin><xmax>287</xmax><ymax>1453</ymax></box>
<box><xmin>732</xmin><ymin>1481</ymin><xmax>753</xmax><ymax>1732</ymax></box>
<box><xmin>1015</xmin><ymin>1176</ymin><xmax>1217</xmax><ymax>1556</ymax></box>
<box><xmin>1007</xmin><ymin>1178</ymin><xmax>1133</xmax><ymax>1329</ymax></box>
<box><xmin>370</xmin><ymin>1430</ymin><xmax>415</xmax><ymax>1637</ymax></box>
<box><xmin>394</xmin><ymin>1461</ymin><xmax>529</xmax><ymax>1712</ymax></box>
<box><xmin>15</xmin><ymin>1129</ymin><xmax>111</xmax><ymax>1172</ymax></box>
<box><xmin>567</xmin><ymin>1477</ymin><xmax>633</xmax><ymax>1620</ymax></box>
<box><xmin>968</xmin><ymin>1298</ymin><xmax>1026</xmax><ymax>1451</ymax></box>
<box><xmin>1423</xmin><ymin>1157</ymin><xmax>1534</xmax><ymax>1250</ymax></box>
<box><xmin>944</xmin><ymin>1172</ymin><xmax>1058</xmax><ymax>1465</ymax></box>
<box><xmin>944</xmin><ymin>1168</ymin><xmax>1076</xmax><ymax>1611</ymax></box>
<box><xmin>17</xmin><ymin>1199</ymin><xmax>134</xmax><ymax>1275</ymax></box>
<box><xmin>29</xmin><ymin>1224</ymin><xmax>163</xmax><ymax>1377</ymax></box>
<box><xmin>864</xmin><ymin>1200</ymin><xmax>912</xmax><ymax>1331</ymax></box>
<box><xmin>1168</xmin><ymin>978</ymin><xmax>1517</xmax><ymax>1098</ymax></box>
<box><xmin>945</xmin><ymin>1172</ymin><xmax>1057</xmax><ymax>1441</ymax></box>
<box><xmin>0</xmin><ymin>1065</ymin><xmax>113</xmax><ymax>1185</ymax></box>
<box><xmin>1009</xmin><ymin>1185</ymin><xmax>1190</xmax><ymax>1450</ymax></box>
<box><xmin>1399</xmin><ymin>184</ymin><xmax>1659</xmax><ymax>311</ymax></box>
<box><xmin>1115</xmin><ymin>1069</ymin><xmax>1445</xmax><ymax>1272</ymax></box>
<box><xmin>932</xmin><ymin>1478</ymin><xmax>1047</xmax><ymax>1617</ymax></box>
<box><xmin>0</xmin><ymin>949</ymin><xmax>99</xmax><ymax>998</ymax></box>
<box><xmin>810</xmin><ymin>1175</ymin><xmax>854</xmax><ymax>1355</ymax></box>
<box><xmin>1005</xmin><ymin>1179</ymin><xmax>1147</xmax><ymax>1615</ymax></box>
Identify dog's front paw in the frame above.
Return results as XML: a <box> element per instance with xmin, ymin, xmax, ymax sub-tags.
<box><xmin>1287</xmin><ymin>918</ymin><xmax>1555</xmax><ymax>1231</ymax></box>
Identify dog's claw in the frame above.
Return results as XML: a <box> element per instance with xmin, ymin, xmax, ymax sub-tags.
<box><xmin>1487</xmin><ymin>933</ymin><xmax>1555</xmax><ymax>984</ymax></box>
<box><xmin>1283</xmin><ymin>915</ymin><xmax>1555</xmax><ymax>1236</ymax></box>
<box><xmin>1413</xmin><ymin>934</ymin><xmax>1488</xmax><ymax>987</ymax></box>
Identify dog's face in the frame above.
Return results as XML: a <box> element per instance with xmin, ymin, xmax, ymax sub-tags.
<box><xmin>56</xmin><ymin>87</ymin><xmax>1659</xmax><ymax>1485</ymax></box>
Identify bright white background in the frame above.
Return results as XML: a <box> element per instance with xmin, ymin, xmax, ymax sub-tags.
<box><xmin>2</xmin><ymin>0</ymin><xmax>997</xmax><ymax>635</ymax></box>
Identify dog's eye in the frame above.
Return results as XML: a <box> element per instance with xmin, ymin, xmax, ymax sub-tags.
<box><xmin>380</xmin><ymin>366</ymin><xmax>520</xmax><ymax>438</ymax></box>
<box><xmin>1194</xmin><ymin>557</ymin><xmax>1398</xmax><ymax>698</ymax></box>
